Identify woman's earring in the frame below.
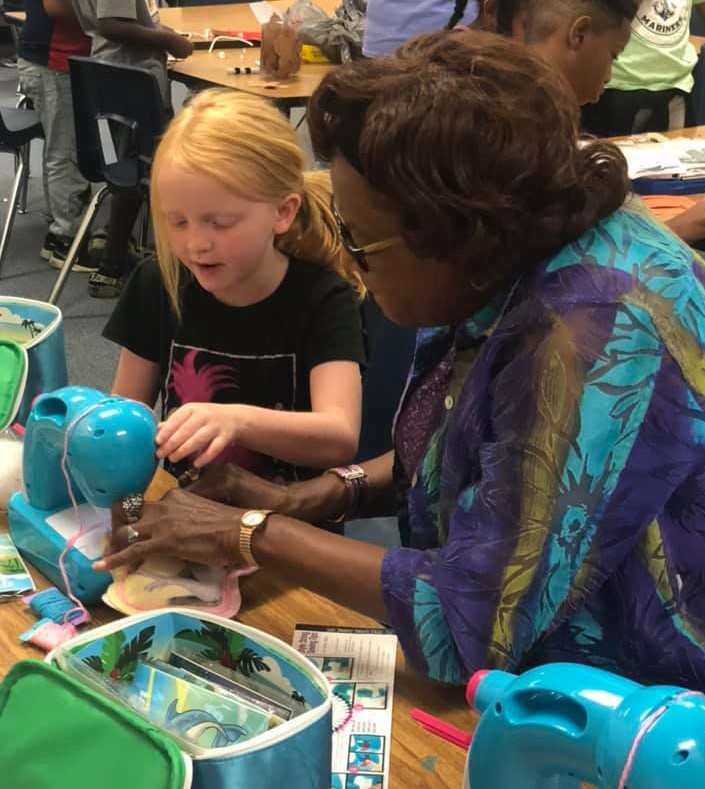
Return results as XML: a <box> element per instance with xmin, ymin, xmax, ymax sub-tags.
<box><xmin>469</xmin><ymin>277</ymin><xmax>490</xmax><ymax>292</ymax></box>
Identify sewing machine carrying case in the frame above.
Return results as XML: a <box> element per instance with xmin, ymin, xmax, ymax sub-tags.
<box><xmin>0</xmin><ymin>609</ymin><xmax>333</xmax><ymax>789</ymax></box>
<box><xmin>0</xmin><ymin>659</ymin><xmax>190</xmax><ymax>789</ymax></box>
<box><xmin>0</xmin><ymin>338</ymin><xmax>27</xmax><ymax>431</ymax></box>
<box><xmin>0</xmin><ymin>296</ymin><xmax>68</xmax><ymax>425</ymax></box>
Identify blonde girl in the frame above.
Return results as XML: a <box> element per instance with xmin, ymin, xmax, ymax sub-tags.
<box><xmin>104</xmin><ymin>89</ymin><xmax>365</xmax><ymax>481</ymax></box>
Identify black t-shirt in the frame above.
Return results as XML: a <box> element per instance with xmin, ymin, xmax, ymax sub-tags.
<box><xmin>18</xmin><ymin>0</ymin><xmax>52</xmax><ymax>66</ymax></box>
<box><xmin>103</xmin><ymin>258</ymin><xmax>365</xmax><ymax>480</ymax></box>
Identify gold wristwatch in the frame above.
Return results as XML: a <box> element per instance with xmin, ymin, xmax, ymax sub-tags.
<box><xmin>239</xmin><ymin>509</ymin><xmax>273</xmax><ymax>567</ymax></box>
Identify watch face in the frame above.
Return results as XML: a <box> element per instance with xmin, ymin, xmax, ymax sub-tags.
<box><xmin>243</xmin><ymin>510</ymin><xmax>267</xmax><ymax>527</ymax></box>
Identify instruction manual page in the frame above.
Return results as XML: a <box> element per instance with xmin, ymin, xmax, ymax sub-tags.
<box><xmin>293</xmin><ymin>625</ymin><xmax>398</xmax><ymax>789</ymax></box>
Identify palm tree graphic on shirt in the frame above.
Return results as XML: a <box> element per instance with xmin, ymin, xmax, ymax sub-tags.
<box><xmin>169</xmin><ymin>348</ymin><xmax>239</xmax><ymax>403</ymax></box>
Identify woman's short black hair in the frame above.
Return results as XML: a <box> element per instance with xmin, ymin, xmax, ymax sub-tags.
<box><xmin>309</xmin><ymin>29</ymin><xmax>629</xmax><ymax>278</ymax></box>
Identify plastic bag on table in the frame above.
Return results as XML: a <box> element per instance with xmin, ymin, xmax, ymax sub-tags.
<box><xmin>285</xmin><ymin>0</ymin><xmax>368</xmax><ymax>63</ymax></box>
<box><xmin>284</xmin><ymin>0</ymin><xmax>329</xmax><ymax>28</ymax></box>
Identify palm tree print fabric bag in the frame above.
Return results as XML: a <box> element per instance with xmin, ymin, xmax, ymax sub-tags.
<box><xmin>39</xmin><ymin>609</ymin><xmax>333</xmax><ymax>789</ymax></box>
<box><xmin>0</xmin><ymin>296</ymin><xmax>68</xmax><ymax>425</ymax></box>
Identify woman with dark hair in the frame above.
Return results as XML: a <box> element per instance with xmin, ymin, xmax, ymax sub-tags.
<box><xmin>99</xmin><ymin>30</ymin><xmax>705</xmax><ymax>690</ymax></box>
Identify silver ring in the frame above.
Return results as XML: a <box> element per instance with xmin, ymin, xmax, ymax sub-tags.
<box><xmin>181</xmin><ymin>467</ymin><xmax>201</xmax><ymax>485</ymax></box>
<box><xmin>126</xmin><ymin>525</ymin><xmax>140</xmax><ymax>543</ymax></box>
<box><xmin>121</xmin><ymin>493</ymin><xmax>144</xmax><ymax>524</ymax></box>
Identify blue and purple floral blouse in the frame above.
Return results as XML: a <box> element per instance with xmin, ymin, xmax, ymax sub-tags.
<box><xmin>382</xmin><ymin>206</ymin><xmax>705</xmax><ymax>689</ymax></box>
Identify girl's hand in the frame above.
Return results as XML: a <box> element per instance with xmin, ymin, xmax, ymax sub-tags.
<box><xmin>96</xmin><ymin>488</ymin><xmax>244</xmax><ymax>572</ymax></box>
<box><xmin>156</xmin><ymin>403</ymin><xmax>241</xmax><ymax>468</ymax></box>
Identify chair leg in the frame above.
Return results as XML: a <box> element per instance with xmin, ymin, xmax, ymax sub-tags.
<box><xmin>295</xmin><ymin>111</ymin><xmax>307</xmax><ymax>131</ymax></box>
<box><xmin>137</xmin><ymin>199</ymin><xmax>150</xmax><ymax>250</ymax></box>
<box><xmin>18</xmin><ymin>143</ymin><xmax>30</xmax><ymax>215</ymax></box>
<box><xmin>0</xmin><ymin>150</ymin><xmax>26</xmax><ymax>276</ymax></box>
<box><xmin>47</xmin><ymin>184</ymin><xmax>109</xmax><ymax>305</ymax></box>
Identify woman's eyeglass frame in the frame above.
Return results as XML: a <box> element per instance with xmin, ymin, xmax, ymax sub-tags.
<box><xmin>331</xmin><ymin>200</ymin><xmax>402</xmax><ymax>273</ymax></box>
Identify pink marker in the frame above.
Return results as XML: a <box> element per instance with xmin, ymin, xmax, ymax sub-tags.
<box><xmin>410</xmin><ymin>708</ymin><xmax>472</xmax><ymax>750</ymax></box>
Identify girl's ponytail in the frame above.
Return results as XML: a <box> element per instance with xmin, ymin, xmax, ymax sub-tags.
<box><xmin>277</xmin><ymin>169</ymin><xmax>365</xmax><ymax>299</ymax></box>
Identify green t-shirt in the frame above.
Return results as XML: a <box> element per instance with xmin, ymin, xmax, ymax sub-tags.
<box><xmin>609</xmin><ymin>0</ymin><xmax>705</xmax><ymax>92</ymax></box>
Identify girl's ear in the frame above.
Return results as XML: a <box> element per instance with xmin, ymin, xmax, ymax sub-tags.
<box><xmin>274</xmin><ymin>193</ymin><xmax>302</xmax><ymax>234</ymax></box>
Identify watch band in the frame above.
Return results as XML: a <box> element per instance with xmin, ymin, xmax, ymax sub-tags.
<box><xmin>239</xmin><ymin>509</ymin><xmax>273</xmax><ymax>567</ymax></box>
<box><xmin>325</xmin><ymin>465</ymin><xmax>368</xmax><ymax>522</ymax></box>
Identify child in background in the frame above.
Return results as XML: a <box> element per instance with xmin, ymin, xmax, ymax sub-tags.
<box><xmin>17</xmin><ymin>0</ymin><xmax>93</xmax><ymax>272</ymax></box>
<box><xmin>70</xmin><ymin>0</ymin><xmax>194</xmax><ymax>298</ymax></box>
<box><xmin>492</xmin><ymin>0</ymin><xmax>635</xmax><ymax>105</ymax></box>
<box><xmin>104</xmin><ymin>89</ymin><xmax>365</xmax><ymax>482</ymax></box>
<box><xmin>582</xmin><ymin>0</ymin><xmax>705</xmax><ymax>136</ymax></box>
<box><xmin>462</xmin><ymin>1</ymin><xmax>634</xmax><ymax>106</ymax></box>
<box><xmin>362</xmin><ymin>0</ymin><xmax>479</xmax><ymax>56</ymax></box>
<box><xmin>479</xmin><ymin>0</ymin><xmax>705</xmax><ymax>242</ymax></box>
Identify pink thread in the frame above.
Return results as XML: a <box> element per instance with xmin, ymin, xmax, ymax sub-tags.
<box><xmin>58</xmin><ymin>403</ymin><xmax>108</xmax><ymax>625</ymax></box>
<box><xmin>617</xmin><ymin>690</ymin><xmax>705</xmax><ymax>789</ymax></box>
<box><xmin>25</xmin><ymin>620</ymin><xmax>78</xmax><ymax>651</ymax></box>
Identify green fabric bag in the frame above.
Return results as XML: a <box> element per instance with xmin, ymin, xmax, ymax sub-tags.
<box><xmin>0</xmin><ymin>660</ymin><xmax>190</xmax><ymax>789</ymax></box>
<box><xmin>0</xmin><ymin>339</ymin><xmax>27</xmax><ymax>431</ymax></box>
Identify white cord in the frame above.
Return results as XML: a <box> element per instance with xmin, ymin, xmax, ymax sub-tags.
<box><xmin>209</xmin><ymin>36</ymin><xmax>254</xmax><ymax>53</ymax></box>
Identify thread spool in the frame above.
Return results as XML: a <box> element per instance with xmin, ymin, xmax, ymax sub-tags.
<box><xmin>24</xmin><ymin>587</ymin><xmax>91</xmax><ymax>626</ymax></box>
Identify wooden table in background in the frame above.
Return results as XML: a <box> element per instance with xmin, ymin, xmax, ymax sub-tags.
<box><xmin>168</xmin><ymin>46</ymin><xmax>332</xmax><ymax>100</ymax></box>
<box><xmin>4</xmin><ymin>2</ymin><xmax>336</xmax><ymax>101</ymax></box>
<box><xmin>0</xmin><ymin>469</ymin><xmax>470</xmax><ymax>788</ymax></box>
<box><xmin>666</xmin><ymin>124</ymin><xmax>705</xmax><ymax>139</ymax></box>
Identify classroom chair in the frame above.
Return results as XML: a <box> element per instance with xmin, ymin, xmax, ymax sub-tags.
<box><xmin>343</xmin><ymin>298</ymin><xmax>415</xmax><ymax>549</ymax></box>
<box><xmin>356</xmin><ymin>296</ymin><xmax>416</xmax><ymax>462</ymax></box>
<box><xmin>692</xmin><ymin>44</ymin><xmax>705</xmax><ymax>125</ymax></box>
<box><xmin>47</xmin><ymin>57</ymin><xmax>168</xmax><ymax>305</ymax></box>
<box><xmin>0</xmin><ymin>104</ymin><xmax>43</xmax><ymax>278</ymax></box>
<box><xmin>0</xmin><ymin>10</ymin><xmax>40</xmax><ymax>249</ymax></box>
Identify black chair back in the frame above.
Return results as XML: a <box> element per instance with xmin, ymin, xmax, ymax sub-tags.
<box><xmin>356</xmin><ymin>297</ymin><xmax>416</xmax><ymax>462</ymax></box>
<box><xmin>0</xmin><ymin>107</ymin><xmax>42</xmax><ymax>152</ymax></box>
<box><xmin>68</xmin><ymin>57</ymin><xmax>168</xmax><ymax>188</ymax></box>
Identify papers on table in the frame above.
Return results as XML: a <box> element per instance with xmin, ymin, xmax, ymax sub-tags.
<box><xmin>616</xmin><ymin>135</ymin><xmax>705</xmax><ymax>180</ymax></box>
<box><xmin>293</xmin><ymin>625</ymin><xmax>398</xmax><ymax>789</ymax></box>
<box><xmin>0</xmin><ymin>533</ymin><xmax>35</xmax><ymax>598</ymax></box>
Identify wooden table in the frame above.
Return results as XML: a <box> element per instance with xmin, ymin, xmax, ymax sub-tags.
<box><xmin>0</xmin><ymin>471</ymin><xmax>470</xmax><ymax>789</ymax></box>
<box><xmin>4</xmin><ymin>2</ymin><xmax>336</xmax><ymax>101</ymax></box>
<box><xmin>666</xmin><ymin>123</ymin><xmax>705</xmax><ymax>139</ymax></box>
<box><xmin>168</xmin><ymin>47</ymin><xmax>332</xmax><ymax>100</ymax></box>
<box><xmin>167</xmin><ymin>1</ymin><xmax>336</xmax><ymax>100</ymax></box>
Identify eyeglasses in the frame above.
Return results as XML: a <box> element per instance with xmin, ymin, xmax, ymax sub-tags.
<box><xmin>331</xmin><ymin>199</ymin><xmax>402</xmax><ymax>273</ymax></box>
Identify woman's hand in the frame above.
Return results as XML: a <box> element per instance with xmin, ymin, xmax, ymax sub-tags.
<box><xmin>94</xmin><ymin>488</ymin><xmax>244</xmax><ymax>572</ymax></box>
<box><xmin>179</xmin><ymin>464</ymin><xmax>288</xmax><ymax>509</ymax></box>
<box><xmin>181</xmin><ymin>463</ymin><xmax>349</xmax><ymax>524</ymax></box>
<box><xmin>156</xmin><ymin>403</ymin><xmax>242</xmax><ymax>468</ymax></box>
